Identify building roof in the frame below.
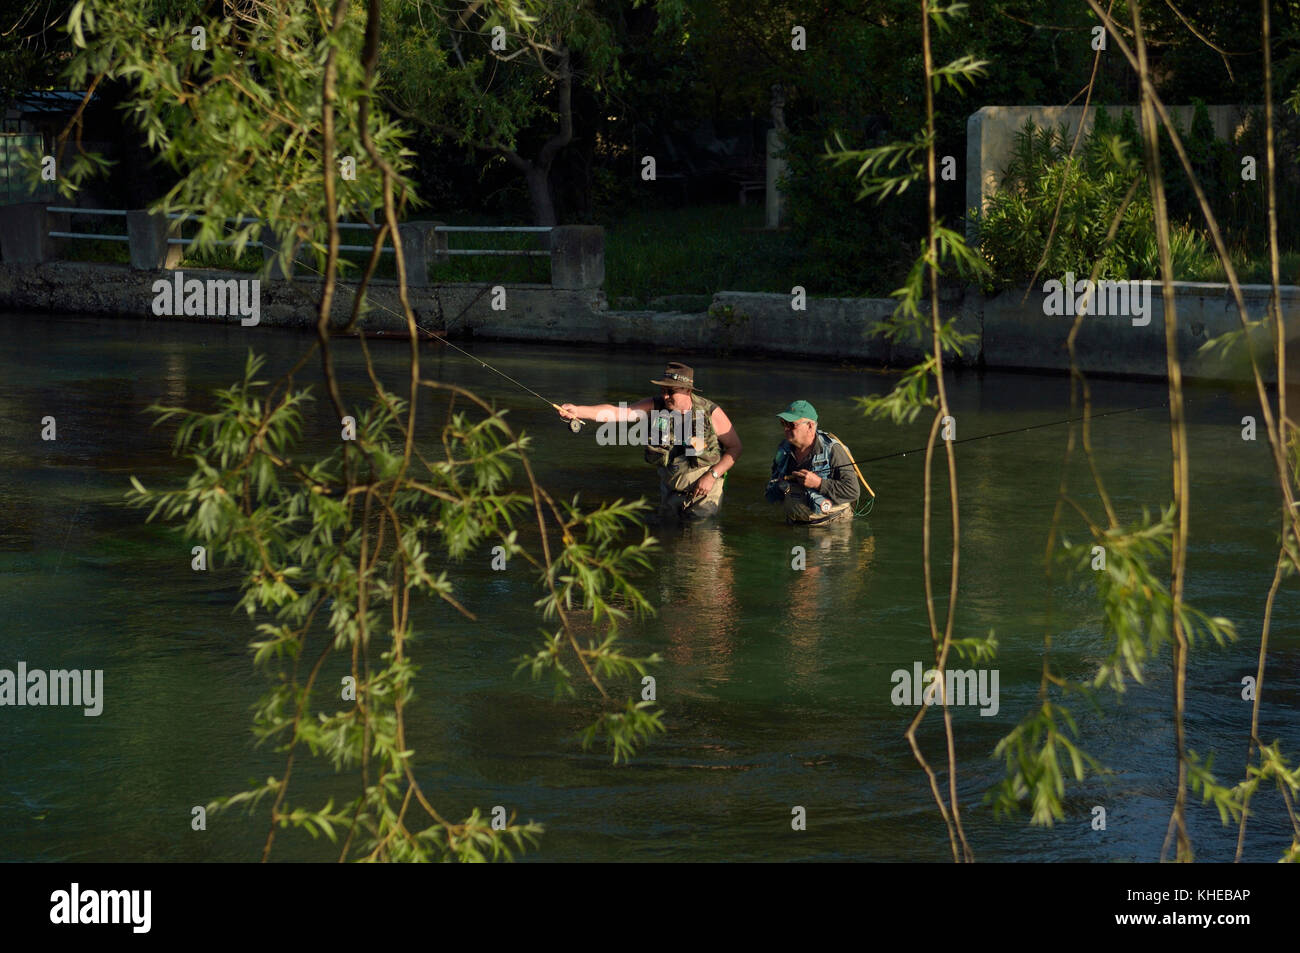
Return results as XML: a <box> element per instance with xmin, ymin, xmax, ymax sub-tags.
<box><xmin>9</xmin><ymin>90</ymin><xmax>95</xmax><ymax>114</ymax></box>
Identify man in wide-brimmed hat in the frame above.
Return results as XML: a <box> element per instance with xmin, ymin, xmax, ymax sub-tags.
<box><xmin>558</xmin><ymin>362</ymin><xmax>743</xmax><ymax>520</ymax></box>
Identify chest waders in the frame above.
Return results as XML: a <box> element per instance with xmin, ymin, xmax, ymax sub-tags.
<box><xmin>771</xmin><ymin>431</ymin><xmax>854</xmax><ymax>524</ymax></box>
<box><xmin>646</xmin><ymin>394</ymin><xmax>724</xmax><ymax>517</ymax></box>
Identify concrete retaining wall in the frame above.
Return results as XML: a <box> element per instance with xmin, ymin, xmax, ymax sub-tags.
<box><xmin>976</xmin><ymin>280</ymin><xmax>1291</xmax><ymax>381</ymax></box>
<box><xmin>683</xmin><ymin>285</ymin><xmax>1293</xmax><ymax>384</ymax></box>
<box><xmin>0</xmin><ymin>262</ymin><xmax>604</xmax><ymax>334</ymax></box>
<box><xmin>0</xmin><ymin>261</ymin><xmax>1294</xmax><ymax>383</ymax></box>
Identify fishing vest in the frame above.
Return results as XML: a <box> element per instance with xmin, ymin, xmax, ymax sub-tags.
<box><xmin>771</xmin><ymin>430</ymin><xmax>840</xmax><ymax>485</ymax></box>
<box><xmin>645</xmin><ymin>393</ymin><xmax>722</xmax><ymax>473</ymax></box>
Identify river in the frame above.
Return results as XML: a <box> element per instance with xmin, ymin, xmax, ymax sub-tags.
<box><xmin>2</xmin><ymin>311</ymin><xmax>1296</xmax><ymax>862</ymax></box>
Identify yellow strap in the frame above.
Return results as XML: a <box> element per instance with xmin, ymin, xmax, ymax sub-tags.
<box><xmin>823</xmin><ymin>431</ymin><xmax>875</xmax><ymax>499</ymax></box>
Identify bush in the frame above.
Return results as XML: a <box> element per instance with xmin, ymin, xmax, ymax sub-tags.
<box><xmin>975</xmin><ymin>111</ymin><xmax>1215</xmax><ymax>292</ymax></box>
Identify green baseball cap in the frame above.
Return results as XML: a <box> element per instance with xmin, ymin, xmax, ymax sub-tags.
<box><xmin>776</xmin><ymin>400</ymin><xmax>818</xmax><ymax>423</ymax></box>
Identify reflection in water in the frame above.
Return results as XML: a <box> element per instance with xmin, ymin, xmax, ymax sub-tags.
<box><xmin>656</xmin><ymin>522</ymin><xmax>738</xmax><ymax>675</ymax></box>
<box><xmin>783</xmin><ymin>521</ymin><xmax>875</xmax><ymax>682</ymax></box>
<box><xmin>162</xmin><ymin>348</ymin><xmax>188</xmax><ymax>407</ymax></box>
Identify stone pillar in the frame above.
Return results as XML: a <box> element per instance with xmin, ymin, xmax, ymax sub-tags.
<box><xmin>0</xmin><ymin>203</ymin><xmax>57</xmax><ymax>263</ymax></box>
<box><xmin>550</xmin><ymin>225</ymin><xmax>604</xmax><ymax>290</ymax></box>
<box><xmin>966</xmin><ymin>107</ymin><xmax>994</xmax><ymax>244</ymax></box>
<box><xmin>126</xmin><ymin>210</ymin><xmax>181</xmax><ymax>270</ymax></box>
<box><xmin>765</xmin><ymin>128</ymin><xmax>787</xmax><ymax>229</ymax></box>
<box><xmin>397</xmin><ymin>221</ymin><xmax>447</xmax><ymax>287</ymax></box>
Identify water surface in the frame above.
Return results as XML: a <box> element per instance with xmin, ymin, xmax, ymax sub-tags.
<box><xmin>1</xmin><ymin>312</ymin><xmax>1296</xmax><ymax>862</ymax></box>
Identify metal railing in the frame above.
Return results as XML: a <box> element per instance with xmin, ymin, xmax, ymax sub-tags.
<box><xmin>47</xmin><ymin>206</ymin><xmax>130</xmax><ymax>242</ymax></box>
<box><xmin>429</xmin><ymin>225</ymin><xmax>551</xmax><ymax>258</ymax></box>
<box><xmin>45</xmin><ymin>208</ymin><xmax>552</xmax><ymax>256</ymax></box>
<box><xmin>1</xmin><ymin>203</ymin><xmax>600</xmax><ymax>289</ymax></box>
<box><xmin>47</xmin><ymin>208</ymin><xmax>266</xmax><ymax>247</ymax></box>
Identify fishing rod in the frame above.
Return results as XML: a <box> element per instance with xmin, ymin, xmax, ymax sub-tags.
<box><xmin>253</xmin><ymin>227</ymin><xmax>586</xmax><ymax>432</ymax></box>
<box><xmin>766</xmin><ymin>402</ymin><xmax>1169</xmax><ymax>519</ymax></box>
<box><xmin>772</xmin><ymin>401</ymin><xmax>1169</xmax><ymax>486</ymax></box>
<box><xmin>412</xmin><ymin>326</ymin><xmax>586</xmax><ymax>433</ymax></box>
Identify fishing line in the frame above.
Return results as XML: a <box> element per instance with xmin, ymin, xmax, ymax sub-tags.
<box><xmin>792</xmin><ymin>390</ymin><xmax>1240</xmax><ymax>476</ymax></box>
<box><xmin>248</xmin><ymin>226</ymin><xmax>587</xmax><ymax>431</ymax></box>
<box><xmin>848</xmin><ymin>401</ymin><xmax>1169</xmax><ymax>467</ymax></box>
<box><xmin>777</xmin><ymin>402</ymin><xmax>1161</xmax><ymax>483</ymax></box>
<box><xmin>771</xmin><ymin>402</ymin><xmax>1170</xmax><ymax>519</ymax></box>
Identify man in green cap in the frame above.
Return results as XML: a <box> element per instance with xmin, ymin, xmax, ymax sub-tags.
<box><xmin>765</xmin><ymin>400</ymin><xmax>861</xmax><ymax>525</ymax></box>
<box><xmin>557</xmin><ymin>361</ymin><xmax>743</xmax><ymax>521</ymax></box>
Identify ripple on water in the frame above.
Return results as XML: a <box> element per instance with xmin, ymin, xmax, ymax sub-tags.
<box><xmin>2</xmin><ymin>313</ymin><xmax>1298</xmax><ymax>861</ymax></box>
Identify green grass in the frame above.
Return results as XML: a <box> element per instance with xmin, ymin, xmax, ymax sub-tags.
<box><xmin>427</xmin><ymin>222</ymin><xmax>551</xmax><ymax>285</ymax></box>
<box><xmin>181</xmin><ymin>243</ymin><xmax>262</xmax><ymax>272</ymax></box>
<box><xmin>53</xmin><ymin>214</ymin><xmax>130</xmax><ymax>265</ymax></box>
<box><xmin>62</xmin><ymin>238</ymin><xmax>130</xmax><ymax>264</ymax></box>
<box><xmin>414</xmin><ymin>205</ymin><xmax>809</xmax><ymax>300</ymax></box>
<box><xmin>181</xmin><ymin>221</ymin><xmax>553</xmax><ymax>284</ymax></box>
<box><xmin>601</xmin><ymin>204</ymin><xmax>803</xmax><ymax>306</ymax></box>
<box><xmin>1184</xmin><ymin>248</ymin><xmax>1300</xmax><ymax>285</ymax></box>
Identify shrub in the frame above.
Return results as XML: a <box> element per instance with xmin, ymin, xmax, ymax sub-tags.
<box><xmin>975</xmin><ymin>110</ymin><xmax>1216</xmax><ymax>293</ymax></box>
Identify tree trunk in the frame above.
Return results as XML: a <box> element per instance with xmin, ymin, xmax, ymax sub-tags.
<box><xmin>524</xmin><ymin>46</ymin><xmax>573</xmax><ymax>227</ymax></box>
<box><xmin>401</xmin><ymin>47</ymin><xmax>573</xmax><ymax>228</ymax></box>
<box><xmin>524</xmin><ymin>164</ymin><xmax>557</xmax><ymax>227</ymax></box>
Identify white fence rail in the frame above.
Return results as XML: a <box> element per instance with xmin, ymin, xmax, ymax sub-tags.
<box><xmin>0</xmin><ymin>205</ymin><xmax>602</xmax><ymax>289</ymax></box>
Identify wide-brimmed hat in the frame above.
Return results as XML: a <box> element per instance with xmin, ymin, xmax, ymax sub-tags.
<box><xmin>650</xmin><ymin>362</ymin><xmax>696</xmax><ymax>390</ymax></box>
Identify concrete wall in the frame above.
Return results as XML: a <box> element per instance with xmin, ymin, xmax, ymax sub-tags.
<box><xmin>975</xmin><ymin>280</ymin><xmax>1291</xmax><ymax>382</ymax></box>
<box><xmin>713</xmin><ymin>284</ymin><xmax>1292</xmax><ymax>384</ymax></box>
<box><xmin>0</xmin><ymin>262</ymin><xmax>604</xmax><ymax>334</ymax></box>
<box><xmin>701</xmin><ymin>290</ymin><xmax>976</xmax><ymax>368</ymax></box>
<box><xmin>967</xmin><ymin>104</ymin><xmax>1258</xmax><ymax>227</ymax></box>
<box><xmin>0</xmin><ymin>261</ymin><xmax>1294</xmax><ymax>383</ymax></box>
